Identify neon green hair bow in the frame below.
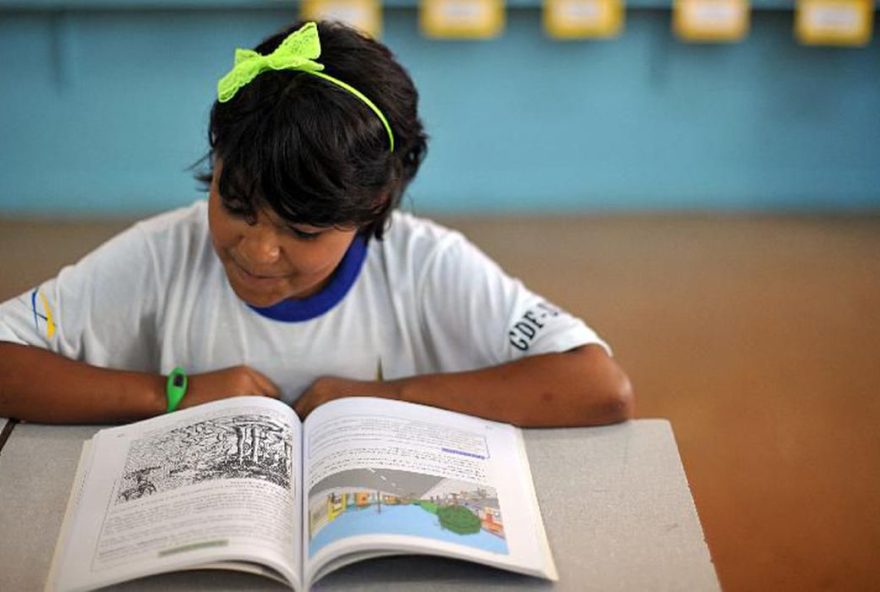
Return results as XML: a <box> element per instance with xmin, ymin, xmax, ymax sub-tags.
<box><xmin>217</xmin><ymin>22</ymin><xmax>394</xmax><ymax>152</ymax></box>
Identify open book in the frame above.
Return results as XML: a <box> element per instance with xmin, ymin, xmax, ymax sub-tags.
<box><xmin>47</xmin><ymin>396</ymin><xmax>558</xmax><ymax>591</ymax></box>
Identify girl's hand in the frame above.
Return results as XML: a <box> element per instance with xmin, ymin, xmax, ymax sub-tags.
<box><xmin>294</xmin><ymin>377</ymin><xmax>400</xmax><ymax>419</ymax></box>
<box><xmin>182</xmin><ymin>365</ymin><xmax>281</xmax><ymax>409</ymax></box>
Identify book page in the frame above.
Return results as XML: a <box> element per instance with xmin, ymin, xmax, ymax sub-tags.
<box><xmin>301</xmin><ymin>397</ymin><xmax>557</xmax><ymax>584</ymax></box>
<box><xmin>50</xmin><ymin>396</ymin><xmax>303</xmax><ymax>592</ymax></box>
<box><xmin>46</xmin><ymin>440</ymin><xmax>96</xmax><ymax>592</ymax></box>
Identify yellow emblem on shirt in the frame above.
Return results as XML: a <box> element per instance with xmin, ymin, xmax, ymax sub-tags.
<box><xmin>31</xmin><ymin>289</ymin><xmax>56</xmax><ymax>339</ymax></box>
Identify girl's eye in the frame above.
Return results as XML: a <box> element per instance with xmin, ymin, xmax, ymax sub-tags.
<box><xmin>222</xmin><ymin>197</ymin><xmax>253</xmax><ymax>218</ymax></box>
<box><xmin>290</xmin><ymin>227</ymin><xmax>322</xmax><ymax>241</ymax></box>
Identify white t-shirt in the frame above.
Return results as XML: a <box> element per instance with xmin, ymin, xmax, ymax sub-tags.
<box><xmin>0</xmin><ymin>201</ymin><xmax>608</xmax><ymax>404</ymax></box>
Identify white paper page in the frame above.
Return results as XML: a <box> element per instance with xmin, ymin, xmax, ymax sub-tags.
<box><xmin>301</xmin><ymin>397</ymin><xmax>557</xmax><ymax>584</ymax></box>
<box><xmin>46</xmin><ymin>441</ymin><xmax>96</xmax><ymax>592</ymax></box>
<box><xmin>52</xmin><ymin>396</ymin><xmax>303</xmax><ymax>592</ymax></box>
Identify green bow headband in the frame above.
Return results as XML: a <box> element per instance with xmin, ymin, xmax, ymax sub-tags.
<box><xmin>217</xmin><ymin>22</ymin><xmax>395</xmax><ymax>152</ymax></box>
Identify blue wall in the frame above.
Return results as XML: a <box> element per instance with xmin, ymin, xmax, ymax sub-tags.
<box><xmin>1</xmin><ymin>2</ymin><xmax>879</xmax><ymax>215</ymax></box>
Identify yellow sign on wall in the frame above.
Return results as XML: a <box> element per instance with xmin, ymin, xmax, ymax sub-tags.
<box><xmin>673</xmin><ymin>0</ymin><xmax>750</xmax><ymax>42</ymax></box>
<box><xmin>420</xmin><ymin>0</ymin><xmax>505</xmax><ymax>39</ymax></box>
<box><xmin>544</xmin><ymin>0</ymin><xmax>624</xmax><ymax>39</ymax></box>
<box><xmin>301</xmin><ymin>0</ymin><xmax>382</xmax><ymax>39</ymax></box>
<box><xmin>795</xmin><ymin>0</ymin><xmax>874</xmax><ymax>46</ymax></box>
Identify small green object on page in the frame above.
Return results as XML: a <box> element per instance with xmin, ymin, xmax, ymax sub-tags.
<box><xmin>166</xmin><ymin>367</ymin><xmax>188</xmax><ymax>413</ymax></box>
<box><xmin>216</xmin><ymin>21</ymin><xmax>394</xmax><ymax>152</ymax></box>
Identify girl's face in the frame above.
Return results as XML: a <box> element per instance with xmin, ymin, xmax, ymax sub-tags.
<box><xmin>207</xmin><ymin>165</ymin><xmax>358</xmax><ymax>308</ymax></box>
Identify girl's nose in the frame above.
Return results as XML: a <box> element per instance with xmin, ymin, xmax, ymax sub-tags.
<box><xmin>239</xmin><ymin>224</ymin><xmax>281</xmax><ymax>264</ymax></box>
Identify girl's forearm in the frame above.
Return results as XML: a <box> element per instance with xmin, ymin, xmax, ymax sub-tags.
<box><xmin>0</xmin><ymin>342</ymin><xmax>165</xmax><ymax>424</ymax></box>
<box><xmin>299</xmin><ymin>345</ymin><xmax>634</xmax><ymax>427</ymax></box>
<box><xmin>391</xmin><ymin>345</ymin><xmax>634</xmax><ymax>427</ymax></box>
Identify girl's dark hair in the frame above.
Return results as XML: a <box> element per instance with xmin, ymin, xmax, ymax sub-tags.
<box><xmin>196</xmin><ymin>20</ymin><xmax>427</xmax><ymax>240</ymax></box>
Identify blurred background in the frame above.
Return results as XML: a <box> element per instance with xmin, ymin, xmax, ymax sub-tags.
<box><xmin>1</xmin><ymin>1</ymin><xmax>878</xmax><ymax>590</ymax></box>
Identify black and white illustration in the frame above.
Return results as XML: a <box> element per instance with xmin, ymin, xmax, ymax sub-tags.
<box><xmin>116</xmin><ymin>414</ymin><xmax>293</xmax><ymax>503</ymax></box>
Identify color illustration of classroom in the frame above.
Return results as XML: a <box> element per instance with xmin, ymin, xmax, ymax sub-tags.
<box><xmin>308</xmin><ymin>468</ymin><xmax>506</xmax><ymax>555</ymax></box>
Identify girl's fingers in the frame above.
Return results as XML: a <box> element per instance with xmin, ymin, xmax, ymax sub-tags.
<box><xmin>247</xmin><ymin>367</ymin><xmax>281</xmax><ymax>398</ymax></box>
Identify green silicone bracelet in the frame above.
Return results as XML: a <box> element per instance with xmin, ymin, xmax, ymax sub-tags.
<box><xmin>166</xmin><ymin>367</ymin><xmax>188</xmax><ymax>413</ymax></box>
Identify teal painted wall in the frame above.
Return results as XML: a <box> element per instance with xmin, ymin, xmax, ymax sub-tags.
<box><xmin>1</xmin><ymin>3</ymin><xmax>878</xmax><ymax>214</ymax></box>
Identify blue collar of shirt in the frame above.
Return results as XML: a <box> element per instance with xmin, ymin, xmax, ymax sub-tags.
<box><xmin>247</xmin><ymin>235</ymin><xmax>368</xmax><ymax>323</ymax></box>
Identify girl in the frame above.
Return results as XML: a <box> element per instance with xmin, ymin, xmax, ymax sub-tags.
<box><xmin>0</xmin><ymin>21</ymin><xmax>632</xmax><ymax>426</ymax></box>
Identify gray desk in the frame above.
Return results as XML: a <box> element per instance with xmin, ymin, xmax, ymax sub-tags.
<box><xmin>0</xmin><ymin>420</ymin><xmax>719</xmax><ymax>591</ymax></box>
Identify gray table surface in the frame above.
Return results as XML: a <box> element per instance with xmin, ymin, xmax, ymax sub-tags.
<box><xmin>0</xmin><ymin>419</ymin><xmax>719</xmax><ymax>591</ymax></box>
